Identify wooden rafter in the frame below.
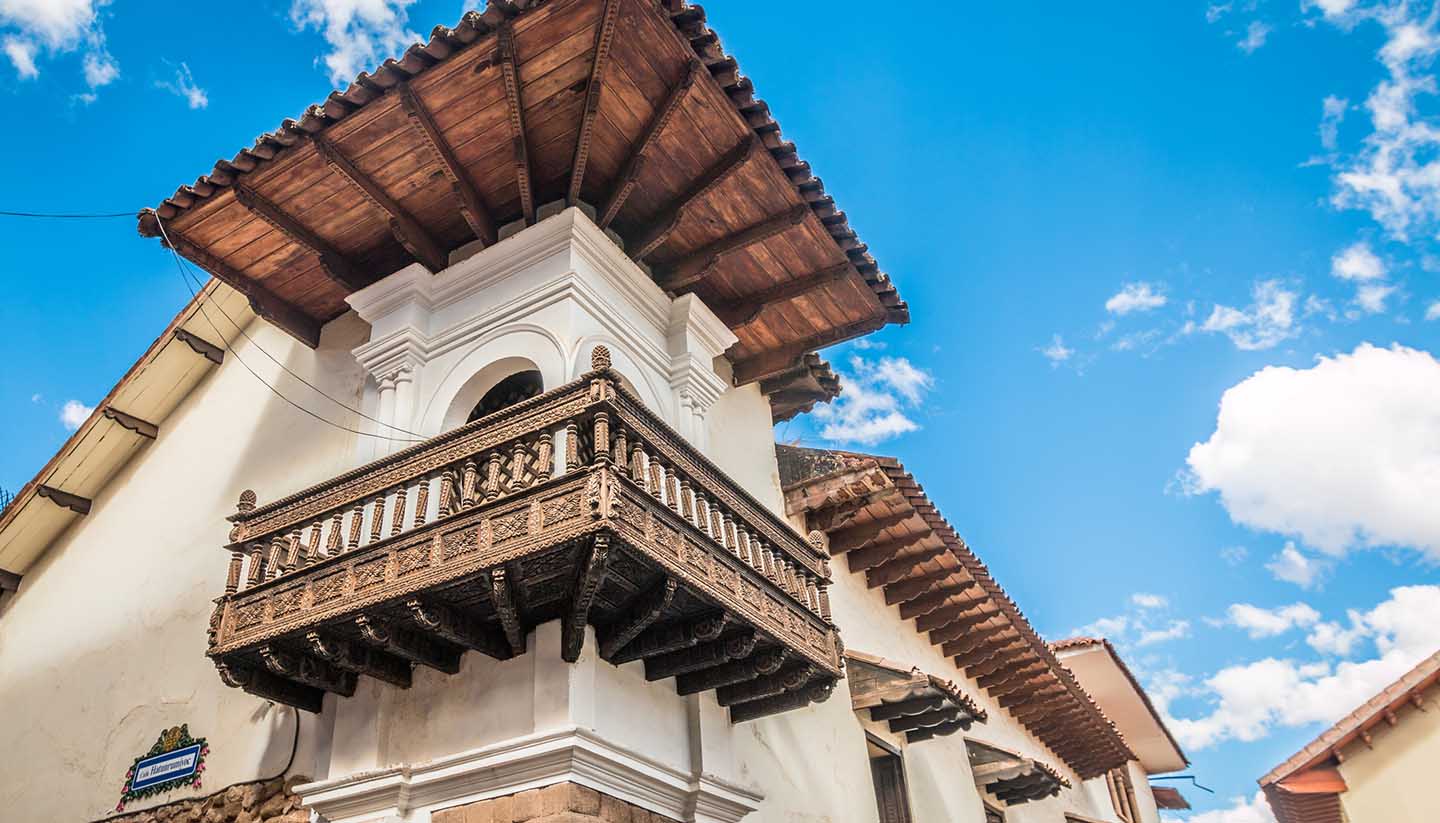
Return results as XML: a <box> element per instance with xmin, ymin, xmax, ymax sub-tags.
<box><xmin>312</xmin><ymin>135</ymin><xmax>447</xmax><ymax>273</ymax></box>
<box><xmin>173</xmin><ymin>328</ymin><xmax>224</xmax><ymax>364</ymax></box>
<box><xmin>496</xmin><ymin>21</ymin><xmax>535</xmax><ymax>225</ymax></box>
<box><xmin>164</xmin><ymin>231</ymin><xmax>321</xmax><ymax>348</ymax></box>
<box><xmin>731</xmin><ymin>312</ymin><xmax>890</xmax><ymax>385</ymax></box>
<box><xmin>36</xmin><ymin>485</ymin><xmax>91</xmax><ymax>515</ymax></box>
<box><xmin>599</xmin><ymin>576</ymin><xmax>676</xmax><ymax>659</ymax></box>
<box><xmin>827</xmin><ymin>512</ymin><xmax>913</xmax><ymax>553</ymax></box>
<box><xmin>562</xmin><ymin>536</ymin><xmax>611</xmax><ymax>662</ymax></box>
<box><xmin>656</xmin><ymin>203</ymin><xmax>810</xmax><ymax>293</ymax></box>
<box><xmin>102</xmin><ymin>406</ymin><xmax>159</xmax><ymax>440</ymax></box>
<box><xmin>567</xmin><ymin>0</ymin><xmax>622</xmax><ymax>207</ymax></box>
<box><xmin>599</xmin><ymin>60</ymin><xmax>701</xmax><ymax>229</ymax></box>
<box><xmin>355</xmin><ymin>615</ymin><xmax>463</xmax><ymax>674</ymax></box>
<box><xmin>306</xmin><ymin>631</ymin><xmax>412</xmax><ymax>688</ymax></box>
<box><xmin>867</xmin><ymin>546</ymin><xmax>950</xmax><ymax>587</ymax></box>
<box><xmin>232</xmin><ymin>183</ymin><xmax>368</xmax><ymax>292</ymax></box>
<box><xmin>714</xmin><ymin>262</ymin><xmax>856</xmax><ymax>328</ymax></box>
<box><xmin>630</xmin><ymin>136</ymin><xmax>760</xmax><ymax>260</ymax></box>
<box><xmin>397</xmin><ymin>82</ymin><xmax>497</xmax><ymax>246</ymax></box>
<box><xmin>408</xmin><ymin>597</ymin><xmax>512</xmax><ymax>659</ymax></box>
<box><xmin>486</xmin><ymin>565</ymin><xmax>526</xmax><ymax>655</ymax></box>
<box><xmin>846</xmin><ymin>534</ymin><xmax>929</xmax><ymax>573</ymax></box>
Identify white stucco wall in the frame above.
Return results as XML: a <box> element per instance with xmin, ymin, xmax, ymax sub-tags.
<box><xmin>0</xmin><ymin>314</ymin><xmax>370</xmax><ymax>821</ymax></box>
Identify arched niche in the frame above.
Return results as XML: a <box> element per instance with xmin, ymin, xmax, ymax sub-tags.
<box><xmin>419</xmin><ymin>327</ymin><xmax>568</xmax><ymax>435</ymax></box>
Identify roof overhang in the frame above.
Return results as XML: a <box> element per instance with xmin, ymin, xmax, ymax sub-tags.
<box><xmin>847</xmin><ymin>650</ymin><xmax>988</xmax><ymax>743</ymax></box>
<box><xmin>1051</xmin><ymin>638</ymin><xmax>1188</xmax><ymax>773</ymax></box>
<box><xmin>138</xmin><ymin>0</ymin><xmax>907</xmax><ymax>390</ymax></box>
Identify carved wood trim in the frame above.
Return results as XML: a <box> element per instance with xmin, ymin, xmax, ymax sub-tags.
<box><xmin>496</xmin><ymin>21</ymin><xmax>535</xmax><ymax>226</ymax></box>
<box><xmin>598</xmin><ymin>60</ymin><xmax>701</xmax><ymax>229</ymax></box>
<box><xmin>102</xmin><ymin>406</ymin><xmax>159</xmax><ymax>440</ymax></box>
<box><xmin>629</xmin><ymin>136</ymin><xmax>759</xmax><ymax>260</ymax></box>
<box><xmin>567</xmin><ymin>0</ymin><xmax>622</xmax><ymax>207</ymax></box>
<box><xmin>232</xmin><ymin>183</ymin><xmax>367</xmax><ymax>292</ymax></box>
<box><xmin>165</xmin><ymin>232</ymin><xmax>320</xmax><ymax>348</ymax></box>
<box><xmin>36</xmin><ymin>484</ymin><xmax>91</xmax><ymax>515</ymax></box>
<box><xmin>397</xmin><ymin>82</ymin><xmax>497</xmax><ymax>246</ymax></box>
<box><xmin>655</xmin><ymin>203</ymin><xmax>810</xmax><ymax>293</ymax></box>
<box><xmin>173</xmin><ymin>327</ymin><xmax>224</xmax><ymax>364</ymax></box>
<box><xmin>312</xmin><ymin>135</ymin><xmax>447</xmax><ymax>272</ymax></box>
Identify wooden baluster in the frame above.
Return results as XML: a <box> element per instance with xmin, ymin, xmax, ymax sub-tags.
<box><xmin>369</xmin><ymin>495</ymin><xmax>386</xmax><ymax>542</ymax></box>
<box><xmin>709</xmin><ymin>504</ymin><xmax>726</xmax><ymax>546</ymax></box>
<box><xmin>734</xmin><ymin>527</ymin><xmax>752</xmax><ymax>566</ymax></box>
<box><xmin>724</xmin><ymin>516</ymin><xmax>740</xmax><ymax>558</ymax></box>
<box><xmin>818</xmin><ymin>581</ymin><xmax>832</xmax><ymax>621</ymax></box>
<box><xmin>535</xmin><ymin>432</ymin><xmax>554</xmax><ymax>482</ymax></box>
<box><xmin>666</xmin><ymin>467</ymin><xmax>681</xmax><ymax>511</ymax></box>
<box><xmin>565</xmin><ymin>420</ymin><xmax>581</xmax><ymax>471</ymax></box>
<box><xmin>307</xmin><ymin>520</ymin><xmax>323</xmax><ymax>559</ymax></box>
<box><xmin>679</xmin><ymin>479</ymin><xmax>695</xmax><ymax>524</ymax></box>
<box><xmin>593</xmin><ymin>411</ymin><xmax>611</xmax><ymax>466</ymax></box>
<box><xmin>692</xmin><ymin>492</ymin><xmax>709</xmax><ymax>534</ymax></box>
<box><xmin>438</xmin><ymin>469</ymin><xmax>457</xmax><ymax>517</ymax></box>
<box><xmin>806</xmin><ymin>575</ymin><xmax>822</xmax><ymax>615</ymax></box>
<box><xmin>483</xmin><ymin>452</ymin><xmax>503</xmax><ymax>501</ymax></box>
<box><xmin>630</xmin><ymin>441</ymin><xmax>647</xmax><ymax>490</ymax></box>
<box><xmin>348</xmin><ymin>500</ymin><xmax>365</xmax><ymax>546</ymax></box>
<box><xmin>464</xmin><ymin>457</ymin><xmax>483</xmax><ymax>507</ymax></box>
<box><xmin>412</xmin><ymin>475</ymin><xmax>431</xmax><ymax>527</ymax></box>
<box><xmin>647</xmin><ymin>456</ymin><xmax>664</xmax><ymax>500</ymax></box>
<box><xmin>391</xmin><ymin>484</ymin><xmax>408</xmax><ymax>536</ymax></box>
<box><xmin>225</xmin><ymin>549</ymin><xmax>244</xmax><ymax>594</ymax></box>
<box><xmin>285</xmin><ymin>531</ymin><xmax>303</xmax><ymax>571</ymax></box>
<box><xmin>511</xmin><ymin>440</ymin><xmax>530</xmax><ymax>490</ymax></box>
<box><xmin>612</xmin><ymin>427</ymin><xmax>629</xmax><ymax>476</ymax></box>
<box><xmin>267</xmin><ymin>536</ymin><xmax>287</xmax><ymax>580</ymax></box>
<box><xmin>783</xmin><ymin>560</ymin><xmax>799</xmax><ymax>599</ymax></box>
<box><xmin>247</xmin><ymin>543</ymin><xmax>266</xmax><ymax>588</ymax></box>
<box><xmin>760</xmin><ymin>544</ymin><xmax>777</xmax><ymax>581</ymax></box>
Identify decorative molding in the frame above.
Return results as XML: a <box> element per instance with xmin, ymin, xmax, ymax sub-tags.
<box><xmin>103</xmin><ymin>406</ymin><xmax>160</xmax><ymax>440</ymax></box>
<box><xmin>295</xmin><ymin>726</ymin><xmax>763</xmax><ymax>823</ymax></box>
<box><xmin>172</xmin><ymin>328</ymin><xmax>224</xmax><ymax>365</ymax></box>
<box><xmin>36</xmin><ymin>484</ymin><xmax>91</xmax><ymax>515</ymax></box>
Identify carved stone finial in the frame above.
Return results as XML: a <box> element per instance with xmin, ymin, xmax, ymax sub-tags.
<box><xmin>590</xmin><ymin>345</ymin><xmax>612</xmax><ymax>372</ymax></box>
<box><xmin>808</xmin><ymin>530</ymin><xmax>828</xmax><ymax>553</ymax></box>
<box><xmin>236</xmin><ymin>489</ymin><xmax>257</xmax><ymax>513</ymax></box>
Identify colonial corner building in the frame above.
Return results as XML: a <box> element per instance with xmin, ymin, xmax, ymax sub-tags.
<box><xmin>0</xmin><ymin>3</ymin><xmax>1190</xmax><ymax>822</ymax></box>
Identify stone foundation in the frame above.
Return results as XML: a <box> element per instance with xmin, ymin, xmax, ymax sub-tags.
<box><xmin>104</xmin><ymin>776</ymin><xmax>307</xmax><ymax>823</ymax></box>
<box><xmin>431</xmin><ymin>783</ymin><xmax>682</xmax><ymax>823</ymax></box>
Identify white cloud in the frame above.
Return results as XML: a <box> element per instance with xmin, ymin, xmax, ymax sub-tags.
<box><xmin>1106</xmin><ymin>282</ymin><xmax>1168</xmax><ymax>315</ymax></box>
<box><xmin>1265</xmin><ymin>543</ymin><xmax>1324</xmax><ymax>589</ymax></box>
<box><xmin>1225</xmin><ymin>602</ymin><xmax>1321</xmax><ymax>638</ymax></box>
<box><xmin>1038</xmin><ymin>334</ymin><xmax>1074</xmax><ymax>366</ymax></box>
<box><xmin>1168</xmin><ymin>585</ymin><xmax>1440</xmax><ymax>750</ymax></box>
<box><xmin>1354</xmin><ymin>282</ymin><xmax>1396</xmax><ymax>313</ymax></box>
<box><xmin>3</xmin><ymin>35</ymin><xmax>35</xmax><ymax>77</ymax></box>
<box><xmin>59</xmin><ymin>399</ymin><xmax>92</xmax><ymax>431</ymax></box>
<box><xmin>29</xmin><ymin>392</ymin><xmax>42</xmax><ymax>404</ymax></box>
<box><xmin>1320</xmin><ymin>95</ymin><xmax>1349</xmax><ymax>150</ymax></box>
<box><xmin>155</xmin><ymin>61</ymin><xmax>207</xmax><ymax>109</ymax></box>
<box><xmin>290</xmin><ymin>0</ymin><xmax>419</xmax><ymax>86</ymax></box>
<box><xmin>0</xmin><ymin>0</ymin><xmax>114</xmax><ymax>89</ymax></box>
<box><xmin>1238</xmin><ymin>20</ymin><xmax>1272</xmax><ymax>53</ymax></box>
<box><xmin>1184</xmin><ymin>344</ymin><xmax>1440</xmax><ymax>559</ymax></box>
<box><xmin>1138</xmin><ymin>620</ymin><xmax>1192</xmax><ymax>647</ymax></box>
<box><xmin>1201</xmin><ymin>280</ymin><xmax>1298</xmax><ymax>350</ymax></box>
<box><xmin>1306</xmin><ymin>0</ymin><xmax>1357</xmax><ymax>19</ymax></box>
<box><xmin>1221</xmin><ymin>545</ymin><xmax>1249</xmax><ymax>565</ymax></box>
<box><xmin>1306</xmin><ymin>611</ymin><xmax>1368</xmax><ymax>656</ymax></box>
<box><xmin>1181</xmin><ymin>792</ymin><xmax>1277</xmax><ymax>823</ymax></box>
<box><xmin>811</xmin><ymin>356</ymin><xmax>933</xmax><ymax>446</ymax></box>
<box><xmin>1426</xmin><ymin>300</ymin><xmax>1440</xmax><ymax>320</ymax></box>
<box><xmin>1331</xmin><ymin>242</ymin><xmax>1386</xmax><ymax>280</ymax></box>
<box><xmin>1132</xmin><ymin>592</ymin><xmax>1169</xmax><ymax>609</ymax></box>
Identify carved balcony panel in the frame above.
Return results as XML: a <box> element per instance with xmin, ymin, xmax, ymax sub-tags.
<box><xmin>208</xmin><ymin>353</ymin><xmax>840</xmax><ymax>722</ymax></box>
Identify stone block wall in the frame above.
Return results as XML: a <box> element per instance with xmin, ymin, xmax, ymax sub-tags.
<box><xmin>104</xmin><ymin>776</ymin><xmax>306</xmax><ymax>823</ymax></box>
<box><xmin>431</xmin><ymin>783</ymin><xmax>681</xmax><ymax>823</ymax></box>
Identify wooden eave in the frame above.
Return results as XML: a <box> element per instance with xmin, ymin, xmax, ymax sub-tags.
<box><xmin>847</xmin><ymin>649</ymin><xmax>988</xmax><ymax>742</ymax></box>
<box><xmin>966</xmin><ymin>739</ymin><xmax>1071</xmax><ymax>807</ymax></box>
<box><xmin>1150</xmin><ymin>786</ymin><xmax>1190</xmax><ymax>811</ymax></box>
<box><xmin>777</xmin><ymin>444</ymin><xmax>1134</xmax><ymax>779</ymax></box>
<box><xmin>0</xmin><ymin>283</ymin><xmax>249</xmax><ymax>575</ymax></box>
<box><xmin>138</xmin><ymin>0</ymin><xmax>907</xmax><ymax>385</ymax></box>
<box><xmin>763</xmin><ymin>353</ymin><xmax>841</xmax><ymax>423</ymax></box>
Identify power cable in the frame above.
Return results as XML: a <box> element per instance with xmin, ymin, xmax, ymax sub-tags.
<box><xmin>0</xmin><ymin>209</ymin><xmax>134</xmax><ymax>219</ymax></box>
<box><xmin>152</xmin><ymin>213</ymin><xmax>426</xmax><ymax>443</ymax></box>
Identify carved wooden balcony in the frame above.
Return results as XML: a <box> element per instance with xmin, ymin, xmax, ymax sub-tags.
<box><xmin>208</xmin><ymin>348</ymin><xmax>841</xmax><ymax>722</ymax></box>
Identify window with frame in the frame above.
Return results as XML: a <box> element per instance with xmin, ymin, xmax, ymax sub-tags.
<box><xmin>867</xmin><ymin>734</ymin><xmax>913</xmax><ymax>823</ymax></box>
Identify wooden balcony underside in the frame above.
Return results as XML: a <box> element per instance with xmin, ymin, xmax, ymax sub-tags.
<box><xmin>209</xmin><ymin>358</ymin><xmax>840</xmax><ymax>722</ymax></box>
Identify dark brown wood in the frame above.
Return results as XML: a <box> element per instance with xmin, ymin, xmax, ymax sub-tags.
<box><xmin>867</xmin><ymin>547</ymin><xmax>951</xmax><ymax>588</ymax></box>
<box><xmin>173</xmin><ymin>327</ymin><xmax>224</xmax><ymax>364</ymax></box>
<box><xmin>676</xmin><ymin>650</ymin><xmax>785</xmax><ymax>695</ymax></box>
<box><xmin>486</xmin><ymin>566</ymin><xmax>527</xmax><ymax>655</ymax></box>
<box><xmin>868</xmin><ymin>696</ymin><xmax>946</xmax><ymax>721</ymax></box>
<box><xmin>728</xmin><ymin>679</ymin><xmax>833</xmax><ymax>722</ymax></box>
<box><xmin>165</xmin><ymin>232</ymin><xmax>321</xmax><ymax>348</ymax></box>
<box><xmin>496</xmin><ymin>21</ymin><xmax>535</xmax><ymax>225</ymax></box>
<box><xmin>927</xmin><ymin>611</ymin><xmax>1004</xmax><ymax>645</ymax></box>
<box><xmin>884</xmin><ymin>572</ymin><xmax>967</xmax><ymax>606</ymax></box>
<box><xmin>232</xmin><ymin>183</ymin><xmax>368</xmax><ymax>291</ymax></box>
<box><xmin>567</xmin><ymin>0</ymin><xmax>622</xmax><ymax>206</ymax></box>
<box><xmin>599</xmin><ymin>576</ymin><xmax>676</xmax><ymax>659</ymax></box>
<box><xmin>306</xmin><ymin>631</ymin><xmax>412</xmax><ymax>688</ymax></box>
<box><xmin>312</xmin><ymin>135</ymin><xmax>447</xmax><ymax>272</ymax></box>
<box><xmin>731</xmin><ymin>313</ymin><xmax>891</xmax><ymax>385</ymax></box>
<box><xmin>714</xmin><ymin>263</ymin><xmax>856</xmax><ymax>328</ymax></box>
<box><xmin>408</xmin><ymin>597</ymin><xmax>513</xmax><ymax>659</ymax></box>
<box><xmin>102</xmin><ymin>406</ymin><xmax>159</xmax><ymax>440</ymax></box>
<box><xmin>846</xmin><ymin>535</ymin><xmax>928</xmax><ymax>573</ymax></box>
<box><xmin>978</xmin><ymin>662</ymin><xmax>1048</xmax><ymax>691</ymax></box>
<box><xmin>610</xmin><ymin>613</ymin><xmax>727</xmax><ymax>665</ymax></box>
<box><xmin>258</xmin><ymin>645</ymin><xmax>357</xmax><ymax>696</ymax></box>
<box><xmin>36</xmin><ymin>484</ymin><xmax>91</xmax><ymax>515</ymax></box>
<box><xmin>886</xmin><ymin>708</ymin><xmax>963</xmax><ymax>733</ymax></box>
<box><xmin>645</xmin><ymin>632</ymin><xmax>755</xmax><ymax>680</ymax></box>
<box><xmin>217</xmin><ymin>661</ymin><xmax>324</xmax><ymax>713</ymax></box>
<box><xmin>908</xmin><ymin>719</ymin><xmax>969</xmax><ymax>742</ymax></box>
<box><xmin>397</xmin><ymin>82</ymin><xmax>497</xmax><ymax>246</ymax></box>
<box><xmin>656</xmin><ymin>203</ymin><xmax>810</xmax><ymax>293</ymax></box>
<box><xmin>827</xmin><ymin>513</ymin><xmax>914</xmax><ymax>554</ymax></box>
<box><xmin>629</xmin><ymin>136</ymin><xmax>759</xmax><ymax>259</ymax></box>
<box><xmin>899</xmin><ymin>589</ymin><xmax>972</xmax><ymax>620</ymax></box>
<box><xmin>562</xmin><ymin>535</ymin><xmax>611</xmax><ymax>662</ymax></box>
<box><xmin>870</xmin><ymin>747</ymin><xmax>914</xmax><ymax>823</ymax></box>
<box><xmin>0</xmin><ymin>568</ymin><xmax>20</xmax><ymax>594</ymax></box>
<box><xmin>355</xmin><ymin>615</ymin><xmax>462</xmax><ymax>674</ymax></box>
<box><xmin>598</xmin><ymin>60</ymin><xmax>701</xmax><ymax>229</ymax></box>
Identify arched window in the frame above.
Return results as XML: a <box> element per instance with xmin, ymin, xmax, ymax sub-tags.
<box><xmin>466</xmin><ymin>369</ymin><xmax>543</xmax><ymax>423</ymax></box>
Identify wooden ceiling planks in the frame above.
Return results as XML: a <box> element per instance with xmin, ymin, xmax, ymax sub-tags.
<box><xmin>140</xmin><ymin>0</ymin><xmax>908</xmax><ymax>385</ymax></box>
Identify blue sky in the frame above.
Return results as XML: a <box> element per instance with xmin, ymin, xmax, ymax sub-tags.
<box><xmin>2</xmin><ymin>2</ymin><xmax>1439</xmax><ymax>820</ymax></box>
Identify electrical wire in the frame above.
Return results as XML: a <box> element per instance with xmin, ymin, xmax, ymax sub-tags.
<box><xmin>0</xmin><ymin>209</ymin><xmax>135</xmax><ymax>219</ymax></box>
<box><xmin>152</xmin><ymin>213</ymin><xmax>427</xmax><ymax>443</ymax></box>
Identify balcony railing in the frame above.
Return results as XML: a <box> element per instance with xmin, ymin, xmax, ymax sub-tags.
<box><xmin>207</xmin><ymin>348</ymin><xmax>841</xmax><ymax>722</ymax></box>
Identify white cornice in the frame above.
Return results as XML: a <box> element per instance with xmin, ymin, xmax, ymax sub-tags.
<box><xmin>295</xmin><ymin>726</ymin><xmax>763</xmax><ymax>823</ymax></box>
